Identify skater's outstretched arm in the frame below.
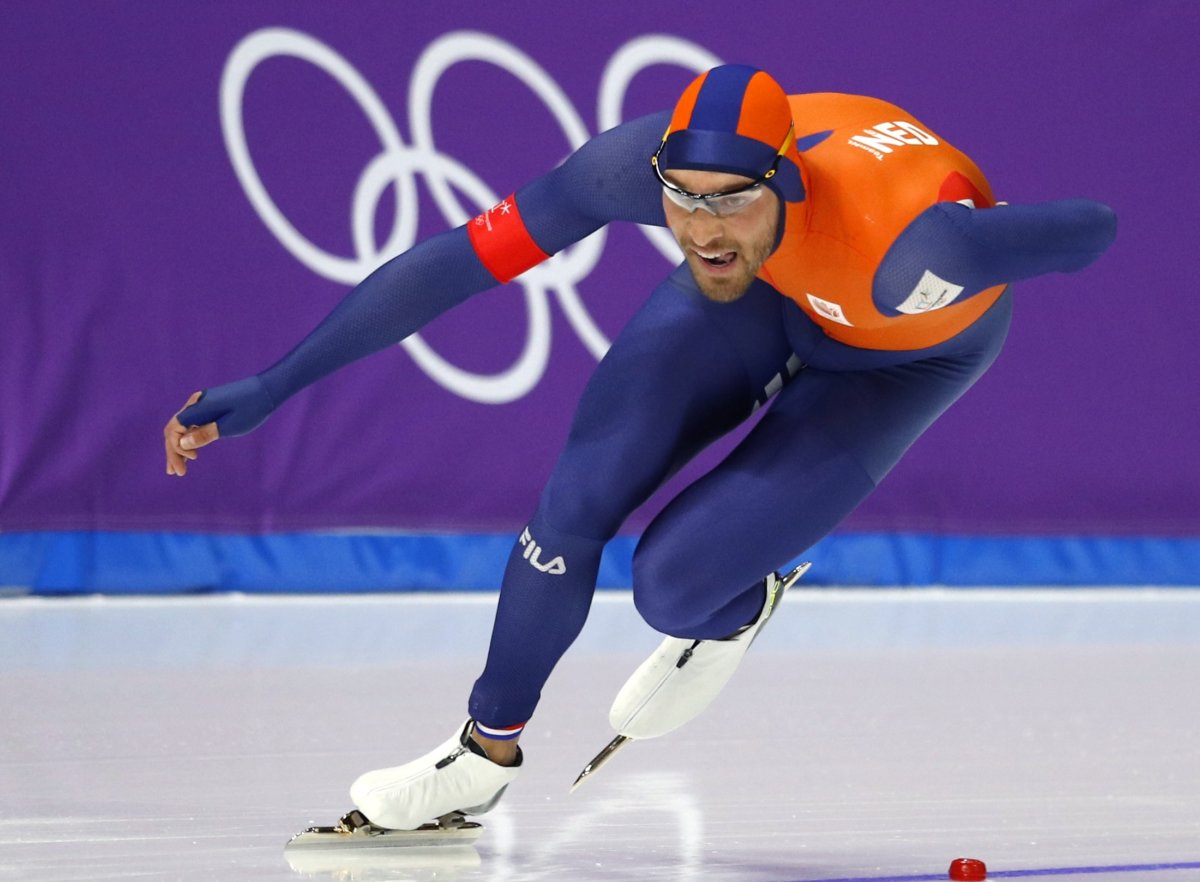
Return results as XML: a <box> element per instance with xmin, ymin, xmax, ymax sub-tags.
<box><xmin>872</xmin><ymin>198</ymin><xmax>1118</xmax><ymax>315</ymax></box>
<box><xmin>164</xmin><ymin>112</ymin><xmax>669</xmax><ymax>475</ymax></box>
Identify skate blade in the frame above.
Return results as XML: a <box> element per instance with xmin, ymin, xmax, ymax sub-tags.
<box><xmin>570</xmin><ymin>734</ymin><xmax>631</xmax><ymax>793</ymax></box>
<box><xmin>781</xmin><ymin>561</ymin><xmax>812</xmax><ymax>591</ymax></box>
<box><xmin>285</xmin><ymin>813</ymin><xmax>483</xmax><ymax>851</ymax></box>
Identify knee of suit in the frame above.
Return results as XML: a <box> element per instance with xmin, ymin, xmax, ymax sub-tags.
<box><xmin>537</xmin><ymin>474</ymin><xmax>628</xmax><ymax>544</ymax></box>
<box><xmin>630</xmin><ymin>539</ymin><xmax>745</xmax><ymax>637</ymax></box>
<box><xmin>631</xmin><ymin>577</ymin><xmax>705</xmax><ymax>638</ymax></box>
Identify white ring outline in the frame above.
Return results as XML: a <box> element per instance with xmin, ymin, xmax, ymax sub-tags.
<box><xmin>221</xmin><ymin>27</ymin><xmax>721</xmax><ymax>403</ymax></box>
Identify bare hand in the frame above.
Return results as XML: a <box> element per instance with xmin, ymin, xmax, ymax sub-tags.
<box><xmin>164</xmin><ymin>391</ymin><xmax>220</xmax><ymax>477</ymax></box>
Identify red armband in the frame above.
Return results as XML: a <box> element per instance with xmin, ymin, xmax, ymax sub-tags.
<box><xmin>467</xmin><ymin>194</ymin><xmax>550</xmax><ymax>283</ymax></box>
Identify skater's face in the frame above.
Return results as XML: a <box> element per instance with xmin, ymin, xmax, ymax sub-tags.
<box><xmin>661</xmin><ymin>168</ymin><xmax>779</xmax><ymax>303</ymax></box>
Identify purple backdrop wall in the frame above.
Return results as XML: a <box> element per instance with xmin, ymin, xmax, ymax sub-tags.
<box><xmin>1</xmin><ymin>2</ymin><xmax>1197</xmax><ymax>565</ymax></box>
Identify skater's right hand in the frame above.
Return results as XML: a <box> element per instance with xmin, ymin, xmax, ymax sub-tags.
<box><xmin>163</xmin><ymin>375</ymin><xmax>275</xmax><ymax>476</ymax></box>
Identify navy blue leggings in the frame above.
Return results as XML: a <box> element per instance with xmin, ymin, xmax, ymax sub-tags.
<box><xmin>467</xmin><ymin>264</ymin><xmax>1012</xmax><ymax>728</ymax></box>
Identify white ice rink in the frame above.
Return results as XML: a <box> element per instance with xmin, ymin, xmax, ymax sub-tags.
<box><xmin>2</xmin><ymin>588</ymin><xmax>1198</xmax><ymax>882</ymax></box>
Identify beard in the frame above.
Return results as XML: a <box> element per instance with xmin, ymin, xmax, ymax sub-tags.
<box><xmin>679</xmin><ymin>211</ymin><xmax>778</xmax><ymax>303</ymax></box>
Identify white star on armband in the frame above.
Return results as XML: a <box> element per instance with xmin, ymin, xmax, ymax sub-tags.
<box><xmin>498</xmin><ymin>199</ymin><xmax>513</xmax><ymax>215</ymax></box>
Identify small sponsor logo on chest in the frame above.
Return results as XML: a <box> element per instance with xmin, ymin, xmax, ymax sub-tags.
<box><xmin>848</xmin><ymin>121</ymin><xmax>939</xmax><ymax>160</ymax></box>
<box><xmin>806</xmin><ymin>293</ymin><xmax>854</xmax><ymax>326</ymax></box>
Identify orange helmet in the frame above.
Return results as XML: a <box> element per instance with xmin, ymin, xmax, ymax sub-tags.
<box><xmin>655</xmin><ymin>64</ymin><xmax>805</xmax><ymax>203</ymax></box>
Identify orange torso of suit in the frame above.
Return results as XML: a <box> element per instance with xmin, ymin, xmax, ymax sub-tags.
<box><xmin>759</xmin><ymin>93</ymin><xmax>1006</xmax><ymax>351</ymax></box>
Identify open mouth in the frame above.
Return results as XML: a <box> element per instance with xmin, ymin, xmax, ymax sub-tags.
<box><xmin>693</xmin><ymin>248</ymin><xmax>737</xmax><ymax>269</ymax></box>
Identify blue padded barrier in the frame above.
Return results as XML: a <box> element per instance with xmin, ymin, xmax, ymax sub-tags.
<box><xmin>1</xmin><ymin>531</ymin><xmax>1198</xmax><ymax>595</ymax></box>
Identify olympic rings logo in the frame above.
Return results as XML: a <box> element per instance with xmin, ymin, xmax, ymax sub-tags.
<box><xmin>220</xmin><ymin>28</ymin><xmax>720</xmax><ymax>403</ymax></box>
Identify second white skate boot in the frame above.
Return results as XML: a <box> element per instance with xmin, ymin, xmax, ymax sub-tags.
<box><xmin>572</xmin><ymin>563</ymin><xmax>810</xmax><ymax>791</ymax></box>
<box><xmin>348</xmin><ymin>719</ymin><xmax>522</xmax><ymax>831</ymax></box>
<box><xmin>609</xmin><ymin>562</ymin><xmax>811</xmax><ymax>739</ymax></box>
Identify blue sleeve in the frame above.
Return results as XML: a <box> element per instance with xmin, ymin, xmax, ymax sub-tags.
<box><xmin>873</xmin><ymin>199</ymin><xmax>1117</xmax><ymax>316</ymax></box>
<box><xmin>516</xmin><ymin>111</ymin><xmax>669</xmax><ymax>253</ymax></box>
<box><xmin>176</xmin><ymin>113</ymin><xmax>670</xmax><ymax>435</ymax></box>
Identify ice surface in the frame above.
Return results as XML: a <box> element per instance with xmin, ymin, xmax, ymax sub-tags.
<box><xmin>1</xmin><ymin>589</ymin><xmax>1197</xmax><ymax>881</ymax></box>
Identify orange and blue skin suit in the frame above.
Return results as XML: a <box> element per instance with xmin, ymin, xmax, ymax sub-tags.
<box><xmin>177</xmin><ymin>66</ymin><xmax>1116</xmax><ymax>735</ymax></box>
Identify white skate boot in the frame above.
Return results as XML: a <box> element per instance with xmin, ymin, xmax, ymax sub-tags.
<box><xmin>610</xmin><ymin>562</ymin><xmax>811</xmax><ymax>738</ymax></box>
<box><xmin>572</xmin><ymin>563</ymin><xmax>810</xmax><ymax>790</ymax></box>
<box><xmin>349</xmin><ymin>720</ymin><xmax>522</xmax><ymax>831</ymax></box>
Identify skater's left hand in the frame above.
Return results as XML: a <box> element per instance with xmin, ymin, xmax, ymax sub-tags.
<box><xmin>164</xmin><ymin>390</ymin><xmax>219</xmax><ymax>477</ymax></box>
